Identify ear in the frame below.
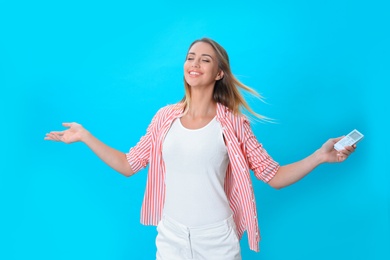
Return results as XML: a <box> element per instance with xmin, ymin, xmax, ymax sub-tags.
<box><xmin>215</xmin><ymin>70</ymin><xmax>224</xmax><ymax>80</ymax></box>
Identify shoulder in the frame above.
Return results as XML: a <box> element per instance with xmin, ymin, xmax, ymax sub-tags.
<box><xmin>153</xmin><ymin>103</ymin><xmax>184</xmax><ymax>120</ymax></box>
<box><xmin>217</xmin><ymin>103</ymin><xmax>249</xmax><ymax>126</ymax></box>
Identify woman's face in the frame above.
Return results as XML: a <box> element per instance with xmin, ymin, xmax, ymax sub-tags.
<box><xmin>184</xmin><ymin>42</ymin><xmax>223</xmax><ymax>89</ymax></box>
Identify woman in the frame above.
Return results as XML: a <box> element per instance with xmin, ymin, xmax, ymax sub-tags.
<box><xmin>45</xmin><ymin>38</ymin><xmax>356</xmax><ymax>260</ymax></box>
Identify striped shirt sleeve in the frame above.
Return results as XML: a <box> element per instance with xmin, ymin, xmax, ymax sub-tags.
<box><xmin>242</xmin><ymin>119</ymin><xmax>280</xmax><ymax>182</ymax></box>
<box><xmin>125</xmin><ymin>110</ymin><xmax>160</xmax><ymax>174</ymax></box>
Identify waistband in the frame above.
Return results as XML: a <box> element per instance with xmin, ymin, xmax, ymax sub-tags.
<box><xmin>161</xmin><ymin>214</ymin><xmax>235</xmax><ymax>235</ymax></box>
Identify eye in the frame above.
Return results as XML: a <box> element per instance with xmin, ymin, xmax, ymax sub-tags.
<box><xmin>202</xmin><ymin>59</ymin><xmax>210</xmax><ymax>63</ymax></box>
<box><xmin>187</xmin><ymin>56</ymin><xmax>194</xmax><ymax>60</ymax></box>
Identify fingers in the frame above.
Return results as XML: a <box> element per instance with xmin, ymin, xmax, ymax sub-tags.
<box><xmin>337</xmin><ymin>153</ymin><xmax>347</xmax><ymax>162</ymax></box>
<box><xmin>62</xmin><ymin>122</ymin><xmax>82</xmax><ymax>130</ymax></box>
<box><xmin>332</xmin><ymin>136</ymin><xmax>344</xmax><ymax>144</ymax></box>
<box><xmin>48</xmin><ymin>131</ymin><xmax>65</xmax><ymax>135</ymax></box>
<box><xmin>336</xmin><ymin>144</ymin><xmax>357</xmax><ymax>162</ymax></box>
<box><xmin>44</xmin><ymin>131</ymin><xmax>64</xmax><ymax>142</ymax></box>
<box><xmin>340</xmin><ymin>144</ymin><xmax>356</xmax><ymax>154</ymax></box>
<box><xmin>44</xmin><ymin>122</ymin><xmax>80</xmax><ymax>142</ymax></box>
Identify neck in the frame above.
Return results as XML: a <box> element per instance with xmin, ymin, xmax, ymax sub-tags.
<box><xmin>187</xmin><ymin>87</ymin><xmax>216</xmax><ymax>118</ymax></box>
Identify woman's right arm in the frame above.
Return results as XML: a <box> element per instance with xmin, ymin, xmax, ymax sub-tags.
<box><xmin>44</xmin><ymin>122</ymin><xmax>134</xmax><ymax>177</ymax></box>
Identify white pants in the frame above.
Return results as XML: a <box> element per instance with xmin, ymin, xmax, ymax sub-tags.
<box><xmin>156</xmin><ymin>215</ymin><xmax>242</xmax><ymax>260</ymax></box>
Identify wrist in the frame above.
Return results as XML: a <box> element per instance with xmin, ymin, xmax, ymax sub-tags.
<box><xmin>313</xmin><ymin>149</ymin><xmax>326</xmax><ymax>165</ymax></box>
<box><xmin>80</xmin><ymin>129</ymin><xmax>92</xmax><ymax>143</ymax></box>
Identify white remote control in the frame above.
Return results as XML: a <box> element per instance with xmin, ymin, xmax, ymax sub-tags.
<box><xmin>334</xmin><ymin>129</ymin><xmax>364</xmax><ymax>151</ymax></box>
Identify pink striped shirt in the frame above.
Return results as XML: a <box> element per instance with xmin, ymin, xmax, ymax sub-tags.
<box><xmin>126</xmin><ymin>102</ymin><xmax>280</xmax><ymax>252</ymax></box>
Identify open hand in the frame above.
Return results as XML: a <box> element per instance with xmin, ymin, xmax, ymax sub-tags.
<box><xmin>44</xmin><ymin>122</ymin><xmax>87</xmax><ymax>144</ymax></box>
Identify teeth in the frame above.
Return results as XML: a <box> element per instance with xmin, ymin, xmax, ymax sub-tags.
<box><xmin>190</xmin><ymin>71</ymin><xmax>200</xmax><ymax>75</ymax></box>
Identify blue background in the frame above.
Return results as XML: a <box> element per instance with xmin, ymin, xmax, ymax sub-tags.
<box><xmin>1</xmin><ymin>0</ymin><xmax>389</xmax><ymax>259</ymax></box>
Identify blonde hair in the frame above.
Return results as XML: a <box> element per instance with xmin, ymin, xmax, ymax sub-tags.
<box><xmin>182</xmin><ymin>38</ymin><xmax>266</xmax><ymax>120</ymax></box>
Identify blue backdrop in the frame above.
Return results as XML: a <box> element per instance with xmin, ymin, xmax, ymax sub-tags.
<box><xmin>1</xmin><ymin>0</ymin><xmax>389</xmax><ymax>259</ymax></box>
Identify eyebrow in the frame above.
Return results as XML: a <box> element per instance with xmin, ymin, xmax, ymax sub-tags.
<box><xmin>187</xmin><ymin>52</ymin><xmax>214</xmax><ymax>59</ymax></box>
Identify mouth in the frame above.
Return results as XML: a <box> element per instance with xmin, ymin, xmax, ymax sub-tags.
<box><xmin>188</xmin><ymin>70</ymin><xmax>202</xmax><ymax>76</ymax></box>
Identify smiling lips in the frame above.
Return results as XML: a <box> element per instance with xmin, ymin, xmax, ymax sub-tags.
<box><xmin>189</xmin><ymin>70</ymin><xmax>202</xmax><ymax>76</ymax></box>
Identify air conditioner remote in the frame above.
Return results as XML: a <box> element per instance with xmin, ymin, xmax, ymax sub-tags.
<box><xmin>334</xmin><ymin>129</ymin><xmax>364</xmax><ymax>151</ymax></box>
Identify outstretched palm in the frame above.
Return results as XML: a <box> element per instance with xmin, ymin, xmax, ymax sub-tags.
<box><xmin>44</xmin><ymin>123</ymin><xmax>85</xmax><ymax>144</ymax></box>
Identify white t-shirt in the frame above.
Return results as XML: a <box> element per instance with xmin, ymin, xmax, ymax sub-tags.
<box><xmin>162</xmin><ymin>117</ymin><xmax>232</xmax><ymax>227</ymax></box>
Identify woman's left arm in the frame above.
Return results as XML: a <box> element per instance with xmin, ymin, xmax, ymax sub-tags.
<box><xmin>268</xmin><ymin>137</ymin><xmax>356</xmax><ymax>189</ymax></box>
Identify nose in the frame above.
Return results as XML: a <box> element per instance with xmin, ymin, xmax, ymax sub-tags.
<box><xmin>191</xmin><ymin>59</ymin><xmax>200</xmax><ymax>68</ymax></box>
